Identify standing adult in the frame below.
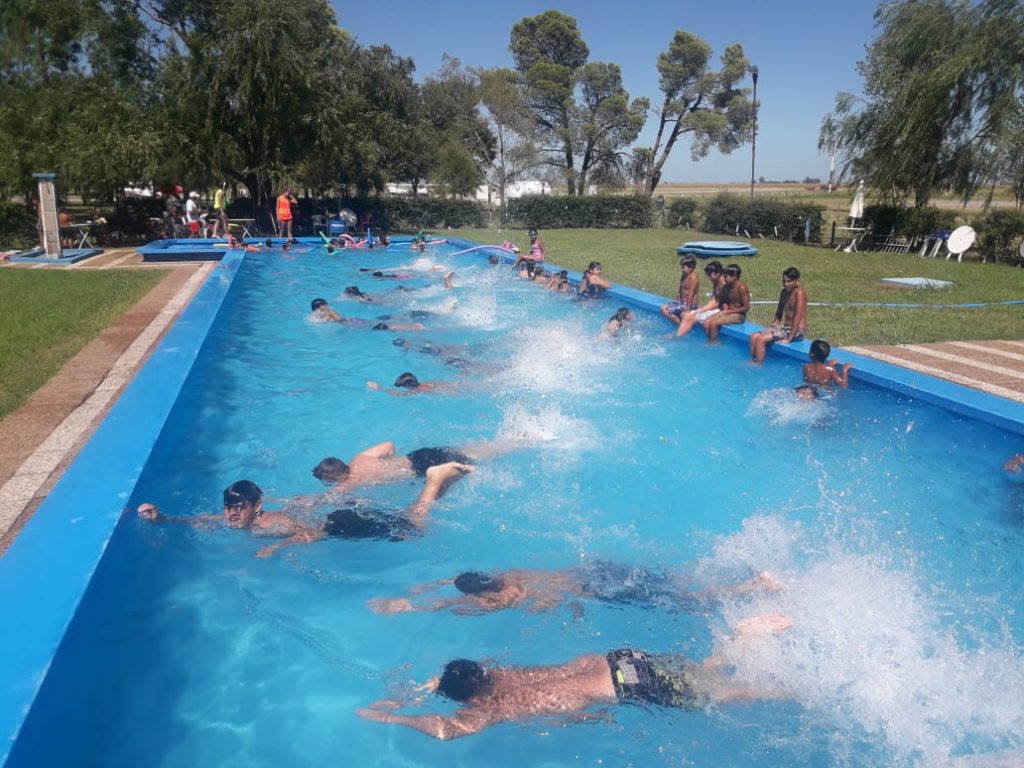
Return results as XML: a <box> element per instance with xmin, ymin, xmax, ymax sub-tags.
<box><xmin>185</xmin><ymin>192</ymin><xmax>201</xmax><ymax>238</ymax></box>
<box><xmin>277</xmin><ymin>188</ymin><xmax>298</xmax><ymax>241</ymax></box>
<box><xmin>211</xmin><ymin>182</ymin><xmax>228</xmax><ymax>238</ymax></box>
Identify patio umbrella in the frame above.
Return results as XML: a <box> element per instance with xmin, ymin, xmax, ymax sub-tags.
<box><xmin>849</xmin><ymin>180</ymin><xmax>866</xmax><ymax>222</ymax></box>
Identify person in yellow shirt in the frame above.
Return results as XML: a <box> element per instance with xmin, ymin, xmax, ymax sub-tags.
<box><xmin>211</xmin><ymin>182</ymin><xmax>228</xmax><ymax>237</ymax></box>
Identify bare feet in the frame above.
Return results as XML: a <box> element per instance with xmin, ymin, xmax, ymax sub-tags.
<box><xmin>735</xmin><ymin>612</ymin><xmax>793</xmax><ymax>637</ymax></box>
<box><xmin>443</xmin><ymin>271</ymin><xmax>455</xmax><ymax>289</ymax></box>
<box><xmin>368</xmin><ymin>597</ymin><xmax>415</xmax><ymax>614</ymax></box>
<box><xmin>754</xmin><ymin>571</ymin><xmax>784</xmax><ymax>594</ymax></box>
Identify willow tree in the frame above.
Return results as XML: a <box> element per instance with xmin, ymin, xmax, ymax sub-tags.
<box><xmin>634</xmin><ymin>30</ymin><xmax>753</xmax><ymax>197</ymax></box>
<box><xmin>826</xmin><ymin>0</ymin><xmax>1024</xmax><ymax>208</ymax></box>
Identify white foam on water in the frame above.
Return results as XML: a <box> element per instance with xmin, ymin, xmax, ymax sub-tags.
<box><xmin>697</xmin><ymin>516</ymin><xmax>1024</xmax><ymax>766</ymax></box>
<box><xmin>495</xmin><ymin>320</ymin><xmax>618</xmax><ymax>395</ymax></box>
<box><xmin>495</xmin><ymin>401</ymin><xmax>599</xmax><ymax>456</ymax></box>
<box><xmin>746</xmin><ymin>387</ymin><xmax>834</xmax><ymax>427</ymax></box>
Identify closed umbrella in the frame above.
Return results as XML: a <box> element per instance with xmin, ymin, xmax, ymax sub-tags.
<box><xmin>849</xmin><ymin>180</ymin><xmax>866</xmax><ymax>222</ymax></box>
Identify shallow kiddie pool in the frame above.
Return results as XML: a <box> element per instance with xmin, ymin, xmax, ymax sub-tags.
<box><xmin>2</xmin><ymin>238</ymin><xmax>1023</xmax><ymax>767</ymax></box>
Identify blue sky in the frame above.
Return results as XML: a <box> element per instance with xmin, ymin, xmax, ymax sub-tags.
<box><xmin>333</xmin><ymin>0</ymin><xmax>882</xmax><ymax>184</ymax></box>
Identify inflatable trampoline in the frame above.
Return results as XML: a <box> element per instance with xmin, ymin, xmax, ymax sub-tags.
<box><xmin>676</xmin><ymin>241</ymin><xmax>758</xmax><ymax>258</ymax></box>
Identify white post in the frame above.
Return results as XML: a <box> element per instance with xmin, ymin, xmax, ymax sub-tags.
<box><xmin>34</xmin><ymin>173</ymin><xmax>62</xmax><ymax>259</ymax></box>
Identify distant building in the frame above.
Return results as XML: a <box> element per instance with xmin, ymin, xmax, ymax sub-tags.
<box><xmin>474</xmin><ymin>180</ymin><xmax>552</xmax><ymax>202</ymax></box>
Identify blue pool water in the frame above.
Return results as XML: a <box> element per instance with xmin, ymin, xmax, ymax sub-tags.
<box><xmin>7</xmin><ymin>241</ymin><xmax>1024</xmax><ymax>767</ymax></box>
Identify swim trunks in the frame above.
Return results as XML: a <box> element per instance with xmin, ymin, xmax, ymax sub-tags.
<box><xmin>606</xmin><ymin>649</ymin><xmax>706</xmax><ymax>710</ymax></box>
<box><xmin>322</xmin><ymin>504</ymin><xmax>416</xmax><ymax>542</ymax></box>
<box><xmin>717</xmin><ymin>312</ymin><xmax>746</xmax><ymax>326</ymax></box>
<box><xmin>572</xmin><ymin>561</ymin><xmax>705</xmax><ymax>612</ymax></box>
<box><xmin>695</xmin><ymin>308</ymin><xmax>720</xmax><ymax>323</ymax></box>
<box><xmin>663</xmin><ymin>301</ymin><xmax>693</xmax><ymax>318</ymax></box>
<box><xmin>405</xmin><ymin>447</ymin><xmax>472</xmax><ymax>476</ymax></box>
<box><xmin>772</xmin><ymin>327</ymin><xmax>804</xmax><ymax>342</ymax></box>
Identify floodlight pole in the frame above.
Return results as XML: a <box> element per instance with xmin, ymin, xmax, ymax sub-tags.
<box><xmin>749</xmin><ymin>65</ymin><xmax>759</xmax><ymax>200</ymax></box>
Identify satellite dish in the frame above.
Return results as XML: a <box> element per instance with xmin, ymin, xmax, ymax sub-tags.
<box><xmin>946</xmin><ymin>225</ymin><xmax>976</xmax><ymax>262</ymax></box>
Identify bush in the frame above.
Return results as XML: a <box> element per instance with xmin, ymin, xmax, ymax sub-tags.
<box><xmin>302</xmin><ymin>197</ymin><xmax>485</xmax><ymax>231</ymax></box>
<box><xmin>503</xmin><ymin>195</ymin><xmax>653</xmax><ymax>229</ymax></box>
<box><xmin>0</xmin><ymin>200</ymin><xmax>38</xmax><ymax>250</ymax></box>
<box><xmin>702</xmin><ymin>194</ymin><xmax>824</xmax><ymax>243</ymax></box>
<box><xmin>862</xmin><ymin>205</ymin><xmax>957</xmax><ymax>237</ymax></box>
<box><xmin>973</xmin><ymin>209</ymin><xmax>1024</xmax><ymax>265</ymax></box>
<box><xmin>665</xmin><ymin>198</ymin><xmax>699</xmax><ymax>228</ymax></box>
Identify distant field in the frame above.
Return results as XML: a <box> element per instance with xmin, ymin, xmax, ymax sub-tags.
<box><xmin>455</xmin><ymin>227</ymin><xmax>1024</xmax><ymax>346</ymax></box>
<box><xmin>654</xmin><ymin>182</ymin><xmax>1018</xmax><ymax>229</ymax></box>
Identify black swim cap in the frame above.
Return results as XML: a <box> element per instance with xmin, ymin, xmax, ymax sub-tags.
<box><xmin>392</xmin><ymin>338</ymin><xmax>408</xmax><ymax>347</ymax></box>
<box><xmin>371</xmin><ymin>322</ymin><xmax>389</xmax><ymax>331</ymax></box>
<box><xmin>454</xmin><ymin>571</ymin><xmax>503</xmax><ymax>594</ymax></box>
<box><xmin>344</xmin><ymin>286</ymin><xmax>363</xmax><ymax>296</ymax></box>
<box><xmin>437</xmin><ymin>659</ymin><xmax>492</xmax><ymax>702</ymax></box>
<box><xmin>223</xmin><ymin>480</ymin><xmax>263</xmax><ymax>507</ymax></box>
<box><xmin>394</xmin><ymin>372</ymin><xmax>419</xmax><ymax>388</ymax></box>
<box><xmin>809</xmin><ymin>339</ymin><xmax>831</xmax><ymax>363</ymax></box>
<box><xmin>311</xmin><ymin>298</ymin><xmax>328</xmax><ymax>311</ymax></box>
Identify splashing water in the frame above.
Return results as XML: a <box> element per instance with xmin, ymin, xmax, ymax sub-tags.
<box><xmin>698</xmin><ymin>516</ymin><xmax>1024</xmax><ymax>766</ymax></box>
<box><xmin>747</xmin><ymin>387</ymin><xmax>834</xmax><ymax>427</ymax></box>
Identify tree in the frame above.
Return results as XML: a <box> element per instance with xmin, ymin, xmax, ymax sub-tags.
<box><xmin>476</xmin><ymin>67</ymin><xmax>540</xmax><ymax>207</ymax></box>
<box><xmin>634</xmin><ymin>30</ymin><xmax>754</xmax><ymax>197</ymax></box>
<box><xmin>510</xmin><ymin>11</ymin><xmax>646</xmax><ymax>196</ymax></box>
<box><xmin>826</xmin><ymin>0</ymin><xmax>1024</xmax><ymax>209</ymax></box>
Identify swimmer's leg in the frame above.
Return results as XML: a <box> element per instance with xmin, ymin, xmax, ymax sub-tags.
<box><xmin>406</xmin><ymin>462</ymin><xmax>474</xmax><ymax>528</ymax></box>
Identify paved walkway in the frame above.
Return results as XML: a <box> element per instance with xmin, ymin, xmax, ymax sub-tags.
<box><xmin>0</xmin><ymin>250</ymin><xmax>1022</xmax><ymax>549</ymax></box>
<box><xmin>0</xmin><ymin>250</ymin><xmax>211</xmax><ymax>550</ymax></box>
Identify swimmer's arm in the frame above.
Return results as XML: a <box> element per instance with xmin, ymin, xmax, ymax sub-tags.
<box><xmin>326</xmin><ymin>308</ymin><xmax>342</xmax><ymax>322</ymax></box>
<box><xmin>254</xmin><ymin>514</ymin><xmax>325</xmax><ymax>558</ymax></box>
<box><xmin>356</xmin><ymin>441</ymin><xmax>396</xmax><ymax>459</ymax></box>
<box><xmin>136</xmin><ymin>503</ymin><xmax>220</xmax><ymax>526</ymax></box>
<box><xmin>1004</xmin><ymin>454</ymin><xmax>1024</xmax><ymax>472</ymax></box>
<box><xmin>836</xmin><ymin>362</ymin><xmax>853</xmax><ymax>388</ymax></box>
<box><xmin>357</xmin><ymin>704</ymin><xmax>488</xmax><ymax>740</ymax></box>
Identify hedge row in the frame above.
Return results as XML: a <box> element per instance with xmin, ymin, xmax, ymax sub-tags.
<box><xmin>702</xmin><ymin>194</ymin><xmax>825</xmax><ymax>243</ymax></box>
<box><xmin>665</xmin><ymin>198</ymin><xmax>699</xmax><ymax>227</ymax></box>
<box><xmin>0</xmin><ymin>200</ymin><xmax>38</xmax><ymax>250</ymax></box>
<box><xmin>503</xmin><ymin>195</ymin><xmax>653</xmax><ymax>229</ymax></box>
<box><xmin>973</xmin><ymin>209</ymin><xmax>1024</xmax><ymax>265</ymax></box>
<box><xmin>861</xmin><ymin>205</ymin><xmax>958</xmax><ymax>237</ymax></box>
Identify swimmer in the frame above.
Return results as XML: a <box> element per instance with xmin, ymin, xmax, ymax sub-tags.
<box><xmin>365</xmin><ymin>371</ymin><xmax>458</xmax><ymax>395</ymax></box>
<box><xmin>312</xmin><ymin>437</ymin><xmax>520</xmax><ymax>494</ymax></box>
<box><xmin>310</xmin><ymin>298</ymin><xmax>343</xmax><ymax>322</ymax></box>
<box><xmin>675</xmin><ymin>262</ymin><xmax>725</xmax><ymax>339</ymax></box>
<box><xmin>546</xmin><ymin>269</ymin><xmax>571</xmax><ymax>292</ymax></box>
<box><xmin>803</xmin><ymin>339</ymin><xmax>853</xmax><ymax>389</ymax></box>
<box><xmin>443</xmin><ymin>271</ymin><xmax>455</xmax><ymax>289</ymax></box>
<box><xmin>749</xmin><ymin>267</ymin><xmax>807</xmax><ymax>363</ymax></box>
<box><xmin>370</xmin><ymin>321</ymin><xmax>425</xmax><ymax>332</ymax></box>
<box><xmin>357</xmin><ymin>613</ymin><xmax>793</xmax><ymax>739</ymax></box>
<box><xmin>368</xmin><ymin>564</ymin><xmax>781</xmax><ymax>616</ymax></box>
<box><xmin>794</xmin><ymin>384</ymin><xmax>820</xmax><ymax>401</ymax></box>
<box><xmin>577</xmin><ymin>261</ymin><xmax>611</xmax><ymax>298</ymax></box>
<box><xmin>660</xmin><ymin>257</ymin><xmax>700</xmax><ymax>326</ymax></box>
<box><xmin>137</xmin><ymin>463</ymin><xmax>473</xmax><ymax>557</ymax></box>
<box><xmin>1004</xmin><ymin>454</ymin><xmax>1024</xmax><ymax>481</ymax></box>
<box><xmin>343</xmin><ymin>286</ymin><xmax>373</xmax><ymax>303</ymax></box>
<box><xmin>602</xmin><ymin>307</ymin><xmax>634</xmax><ymax>338</ymax></box>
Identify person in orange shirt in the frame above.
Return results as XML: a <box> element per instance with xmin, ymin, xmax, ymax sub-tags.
<box><xmin>276</xmin><ymin>188</ymin><xmax>298</xmax><ymax>241</ymax></box>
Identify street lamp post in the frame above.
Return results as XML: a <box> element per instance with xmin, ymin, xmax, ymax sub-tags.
<box><xmin>749</xmin><ymin>65</ymin><xmax>758</xmax><ymax>200</ymax></box>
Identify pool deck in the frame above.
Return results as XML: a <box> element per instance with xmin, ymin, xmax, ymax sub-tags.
<box><xmin>0</xmin><ymin>247</ymin><xmax>1022</xmax><ymax>550</ymax></box>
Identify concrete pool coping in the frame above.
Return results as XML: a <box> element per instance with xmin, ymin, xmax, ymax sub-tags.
<box><xmin>1</xmin><ymin>239</ymin><xmax>1023</xmax><ymax>763</ymax></box>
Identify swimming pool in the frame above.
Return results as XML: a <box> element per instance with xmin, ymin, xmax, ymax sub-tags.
<box><xmin>3</xmin><ymin>239</ymin><xmax>1024</xmax><ymax>766</ymax></box>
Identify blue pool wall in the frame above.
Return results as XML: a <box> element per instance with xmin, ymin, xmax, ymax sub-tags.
<box><xmin>1</xmin><ymin>237</ymin><xmax>1023</xmax><ymax>764</ymax></box>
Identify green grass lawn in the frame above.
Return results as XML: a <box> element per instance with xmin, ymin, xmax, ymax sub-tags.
<box><xmin>0</xmin><ymin>269</ymin><xmax>168</xmax><ymax>419</ymax></box>
<box><xmin>454</xmin><ymin>228</ymin><xmax>1024</xmax><ymax>345</ymax></box>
